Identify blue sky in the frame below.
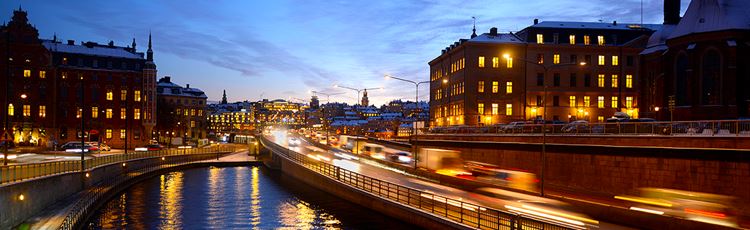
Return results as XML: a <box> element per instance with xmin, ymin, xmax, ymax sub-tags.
<box><xmin>1</xmin><ymin>1</ymin><xmax>688</xmax><ymax>106</ymax></box>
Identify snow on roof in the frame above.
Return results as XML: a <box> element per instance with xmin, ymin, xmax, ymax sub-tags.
<box><xmin>531</xmin><ymin>21</ymin><xmax>661</xmax><ymax>31</ymax></box>
<box><xmin>641</xmin><ymin>24</ymin><xmax>677</xmax><ymax>55</ymax></box>
<box><xmin>157</xmin><ymin>81</ymin><xmax>182</xmax><ymax>88</ymax></box>
<box><xmin>468</xmin><ymin>33</ymin><xmax>524</xmax><ymax>44</ymax></box>
<box><xmin>42</xmin><ymin>40</ymin><xmax>144</xmax><ymax>59</ymax></box>
<box><xmin>668</xmin><ymin>0</ymin><xmax>750</xmax><ymax>39</ymax></box>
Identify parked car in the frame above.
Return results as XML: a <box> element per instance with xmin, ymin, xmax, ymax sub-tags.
<box><xmin>501</xmin><ymin>122</ymin><xmax>526</xmax><ymax>133</ymax></box>
<box><xmin>562</xmin><ymin>120</ymin><xmax>590</xmax><ymax>133</ymax></box>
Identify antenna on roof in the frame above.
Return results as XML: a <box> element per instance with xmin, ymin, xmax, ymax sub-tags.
<box><xmin>640</xmin><ymin>0</ymin><xmax>644</xmax><ymax>26</ymax></box>
<box><xmin>471</xmin><ymin>16</ymin><xmax>477</xmax><ymax>38</ymax></box>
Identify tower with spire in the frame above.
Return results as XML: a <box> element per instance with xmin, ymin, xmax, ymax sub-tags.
<box><xmin>221</xmin><ymin>90</ymin><xmax>228</xmax><ymax>104</ymax></box>
<box><xmin>471</xmin><ymin>16</ymin><xmax>477</xmax><ymax>38</ymax></box>
<box><xmin>142</xmin><ymin>32</ymin><xmax>158</xmax><ymax>139</ymax></box>
<box><xmin>361</xmin><ymin>89</ymin><xmax>369</xmax><ymax>106</ymax></box>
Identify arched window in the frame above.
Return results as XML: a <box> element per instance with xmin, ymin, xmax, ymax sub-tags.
<box><xmin>675</xmin><ymin>53</ymin><xmax>689</xmax><ymax>106</ymax></box>
<box><xmin>701</xmin><ymin>49</ymin><xmax>721</xmax><ymax>105</ymax></box>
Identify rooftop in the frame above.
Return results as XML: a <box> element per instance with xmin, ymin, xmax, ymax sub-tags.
<box><xmin>529</xmin><ymin>21</ymin><xmax>661</xmax><ymax>31</ymax></box>
<box><xmin>42</xmin><ymin>40</ymin><xmax>144</xmax><ymax>59</ymax></box>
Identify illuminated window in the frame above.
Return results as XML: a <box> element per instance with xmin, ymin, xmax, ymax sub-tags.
<box><xmin>553</xmin><ymin>54</ymin><xmax>560</xmax><ymax>64</ymax></box>
<box><xmin>120</xmin><ymin>90</ymin><xmax>127</xmax><ymax>101</ymax></box>
<box><xmin>106</xmin><ymin>129</ymin><xmax>112</xmax><ymax>139</ymax></box>
<box><xmin>569</xmin><ymin>35</ymin><xmax>575</xmax><ymax>44</ymax></box>
<box><xmin>491</xmin><ymin>103</ymin><xmax>498</xmax><ymax>115</ymax></box>
<box><xmin>106</xmin><ymin>90</ymin><xmax>113</xmax><ymax>101</ymax></box>
<box><xmin>611</xmin><ymin>75</ymin><xmax>618</xmax><ymax>88</ymax></box>
<box><xmin>7</xmin><ymin>104</ymin><xmax>13</xmax><ymax>116</ymax></box>
<box><xmin>611</xmin><ymin>96</ymin><xmax>619</xmax><ymax>108</ymax></box>
<box><xmin>612</xmin><ymin>56</ymin><xmax>619</xmax><ymax>66</ymax></box>
<box><xmin>625</xmin><ymin>75</ymin><xmax>633</xmax><ymax>88</ymax></box>
<box><xmin>584</xmin><ymin>96</ymin><xmax>590</xmax><ymax>107</ymax></box>
<box><xmin>198</xmin><ymin>110</ymin><xmax>203</xmax><ymax>116</ymax></box>
<box><xmin>61</xmin><ymin>72</ymin><xmax>67</xmax><ymax>79</ymax></box>
<box><xmin>626</xmin><ymin>96</ymin><xmax>633</xmax><ymax>108</ymax></box>
<box><xmin>106</xmin><ymin>108</ymin><xmax>112</xmax><ymax>119</ymax></box>
<box><xmin>134</xmin><ymin>108</ymin><xmax>141</xmax><ymax>120</ymax></box>
<box><xmin>506</xmin><ymin>57</ymin><xmax>513</xmax><ymax>68</ymax></box>
<box><xmin>176</xmin><ymin>108</ymin><xmax>181</xmax><ymax>115</ymax></box>
<box><xmin>506</xmin><ymin>82</ymin><xmax>512</xmax><ymax>94</ymax></box>
<box><xmin>598</xmin><ymin>74</ymin><xmax>605</xmax><ymax>87</ymax></box>
<box><xmin>134</xmin><ymin>90</ymin><xmax>141</xmax><ymax>102</ymax></box>
<box><xmin>537</xmin><ymin>54</ymin><xmax>544</xmax><ymax>64</ymax></box>
<box><xmin>22</xmin><ymin>105</ymin><xmax>30</xmax><ymax>117</ymax></box>
<box><xmin>598</xmin><ymin>96</ymin><xmax>605</xmax><ymax>108</ymax></box>
<box><xmin>23</xmin><ymin>70</ymin><xmax>31</xmax><ymax>78</ymax></box>
<box><xmin>569</xmin><ymin>96</ymin><xmax>576</xmax><ymax>107</ymax></box>
<box><xmin>120</xmin><ymin>108</ymin><xmax>126</xmax><ymax>119</ymax></box>
<box><xmin>492</xmin><ymin>57</ymin><xmax>499</xmax><ymax>68</ymax></box>
<box><xmin>536</xmin><ymin>34</ymin><xmax>544</xmax><ymax>44</ymax></box>
<box><xmin>478</xmin><ymin>103</ymin><xmax>484</xmax><ymax>114</ymax></box>
<box><xmin>505</xmin><ymin>104</ymin><xmax>512</xmax><ymax>115</ymax></box>
<box><xmin>598</xmin><ymin>116</ymin><xmax>604</xmax><ymax>122</ymax></box>
<box><xmin>597</xmin><ymin>35</ymin><xmax>605</xmax><ymax>45</ymax></box>
<box><xmin>478</xmin><ymin>81</ymin><xmax>484</xmax><ymax>93</ymax></box>
<box><xmin>120</xmin><ymin>129</ymin><xmax>126</xmax><ymax>139</ymax></box>
<box><xmin>492</xmin><ymin>81</ymin><xmax>498</xmax><ymax>93</ymax></box>
<box><xmin>191</xmin><ymin>121</ymin><xmax>196</xmax><ymax>128</ymax></box>
<box><xmin>191</xmin><ymin>109</ymin><xmax>195</xmax><ymax>116</ymax></box>
<box><xmin>39</xmin><ymin>71</ymin><xmax>46</xmax><ymax>79</ymax></box>
<box><xmin>39</xmin><ymin>105</ymin><xmax>46</xmax><ymax>118</ymax></box>
<box><xmin>584</xmin><ymin>35</ymin><xmax>591</xmax><ymax>45</ymax></box>
<box><xmin>478</xmin><ymin>56</ymin><xmax>485</xmax><ymax>68</ymax></box>
<box><xmin>184</xmin><ymin>109</ymin><xmax>188</xmax><ymax>116</ymax></box>
<box><xmin>598</xmin><ymin>55</ymin><xmax>605</xmax><ymax>65</ymax></box>
<box><xmin>91</xmin><ymin>107</ymin><xmax>98</xmax><ymax>118</ymax></box>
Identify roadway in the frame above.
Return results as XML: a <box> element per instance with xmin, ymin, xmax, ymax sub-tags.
<box><xmin>267</xmin><ymin>133</ymin><xmax>632</xmax><ymax>230</ymax></box>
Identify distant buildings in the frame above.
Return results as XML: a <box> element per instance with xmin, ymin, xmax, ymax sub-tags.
<box><xmin>155</xmin><ymin>76</ymin><xmax>207</xmax><ymax>145</ymax></box>
<box><xmin>207</xmin><ymin>100</ymin><xmax>255</xmax><ymax>136</ymax></box>
<box><xmin>1</xmin><ymin>8</ymin><xmax>155</xmax><ymax>148</ymax></box>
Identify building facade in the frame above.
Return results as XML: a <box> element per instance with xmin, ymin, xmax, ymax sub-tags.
<box><xmin>1</xmin><ymin>9</ymin><xmax>155</xmax><ymax>148</ymax></box>
<box><xmin>430</xmin><ymin>21</ymin><xmax>658</xmax><ymax>127</ymax></box>
<box><xmin>155</xmin><ymin>76</ymin><xmax>207</xmax><ymax>145</ymax></box>
<box><xmin>641</xmin><ymin>0</ymin><xmax>750</xmax><ymax>120</ymax></box>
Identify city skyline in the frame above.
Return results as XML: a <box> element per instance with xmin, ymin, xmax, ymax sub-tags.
<box><xmin>0</xmin><ymin>1</ymin><xmax>689</xmax><ymax>105</ymax></box>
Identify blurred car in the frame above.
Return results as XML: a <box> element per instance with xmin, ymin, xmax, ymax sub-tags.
<box><xmin>288</xmin><ymin>137</ymin><xmax>301</xmax><ymax>146</ymax></box>
<box><xmin>87</xmin><ymin>142</ymin><xmax>111</xmax><ymax>151</ymax></box>
<box><xmin>616</xmin><ymin>188</ymin><xmax>739</xmax><ymax>228</ymax></box>
<box><xmin>63</xmin><ymin>142</ymin><xmax>95</xmax><ymax>153</ymax></box>
<box><xmin>388</xmin><ymin>151</ymin><xmax>412</xmax><ymax>163</ymax></box>
<box><xmin>136</xmin><ymin>144</ymin><xmax>164</xmax><ymax>152</ymax></box>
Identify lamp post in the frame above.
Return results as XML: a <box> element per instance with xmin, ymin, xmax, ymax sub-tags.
<box><xmin>310</xmin><ymin>90</ymin><xmax>344</xmax><ymax>150</ymax></box>
<box><xmin>384</xmin><ymin>75</ymin><xmax>429</xmax><ymax>169</ymax></box>
<box><xmin>504</xmin><ymin>54</ymin><xmax>585</xmax><ymax>196</ymax></box>
<box><xmin>3</xmin><ymin>31</ymin><xmax>11</xmax><ymax>166</ymax></box>
<box><xmin>79</xmin><ymin>74</ymin><xmax>86</xmax><ymax>174</ymax></box>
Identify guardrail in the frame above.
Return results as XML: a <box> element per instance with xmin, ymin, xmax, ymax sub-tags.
<box><xmin>58</xmin><ymin>146</ymin><xmax>240</xmax><ymax>230</ymax></box>
<box><xmin>426</xmin><ymin>120</ymin><xmax>750</xmax><ymax>137</ymax></box>
<box><xmin>0</xmin><ymin>146</ymin><xmax>235</xmax><ymax>185</ymax></box>
<box><xmin>261</xmin><ymin>136</ymin><xmax>577</xmax><ymax>230</ymax></box>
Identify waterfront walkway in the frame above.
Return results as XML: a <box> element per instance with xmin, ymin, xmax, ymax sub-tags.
<box><xmin>20</xmin><ymin>149</ymin><xmax>256</xmax><ymax>230</ymax></box>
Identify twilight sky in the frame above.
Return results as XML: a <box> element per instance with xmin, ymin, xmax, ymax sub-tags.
<box><xmin>1</xmin><ymin>1</ymin><xmax>688</xmax><ymax>106</ymax></box>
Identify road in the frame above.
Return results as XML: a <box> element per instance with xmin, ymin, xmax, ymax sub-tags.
<box><xmin>271</xmin><ymin>133</ymin><xmax>632</xmax><ymax>230</ymax></box>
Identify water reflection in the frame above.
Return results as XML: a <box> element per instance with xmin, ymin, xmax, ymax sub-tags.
<box><xmin>88</xmin><ymin>166</ymin><xmax>417</xmax><ymax>229</ymax></box>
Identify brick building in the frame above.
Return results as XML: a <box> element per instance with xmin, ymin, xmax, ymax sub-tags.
<box><xmin>430</xmin><ymin>20</ymin><xmax>658</xmax><ymax>127</ymax></box>
<box><xmin>155</xmin><ymin>76</ymin><xmax>207</xmax><ymax>145</ymax></box>
<box><xmin>1</xmin><ymin>8</ymin><xmax>156</xmax><ymax>148</ymax></box>
<box><xmin>640</xmin><ymin>0</ymin><xmax>750</xmax><ymax>120</ymax></box>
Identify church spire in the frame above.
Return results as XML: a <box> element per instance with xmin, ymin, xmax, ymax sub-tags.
<box><xmin>471</xmin><ymin>16</ymin><xmax>477</xmax><ymax>38</ymax></box>
<box><xmin>146</xmin><ymin>32</ymin><xmax>153</xmax><ymax>61</ymax></box>
<box><xmin>221</xmin><ymin>90</ymin><xmax>228</xmax><ymax>104</ymax></box>
<box><xmin>132</xmin><ymin>38</ymin><xmax>136</xmax><ymax>51</ymax></box>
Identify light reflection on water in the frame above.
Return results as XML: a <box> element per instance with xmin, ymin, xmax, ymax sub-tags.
<box><xmin>88</xmin><ymin>166</ymin><xmax>417</xmax><ymax>229</ymax></box>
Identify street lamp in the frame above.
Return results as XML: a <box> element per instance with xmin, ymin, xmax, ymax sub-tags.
<box><xmin>333</xmin><ymin>85</ymin><xmax>381</xmax><ymax>107</ymax></box>
<box><xmin>384</xmin><ymin>74</ymin><xmax>429</xmax><ymax>169</ymax></box>
<box><xmin>503</xmin><ymin>54</ymin><xmax>585</xmax><ymax>196</ymax></box>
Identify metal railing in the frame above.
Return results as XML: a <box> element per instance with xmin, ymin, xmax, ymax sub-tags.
<box><xmin>426</xmin><ymin>119</ymin><xmax>750</xmax><ymax>137</ymax></box>
<box><xmin>0</xmin><ymin>146</ymin><xmax>235</xmax><ymax>185</ymax></box>
<box><xmin>261</xmin><ymin>136</ymin><xmax>577</xmax><ymax>230</ymax></box>
<box><xmin>58</xmin><ymin>147</ymin><xmax>239</xmax><ymax>230</ymax></box>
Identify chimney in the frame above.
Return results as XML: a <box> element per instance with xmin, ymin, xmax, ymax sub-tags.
<box><xmin>664</xmin><ymin>0</ymin><xmax>681</xmax><ymax>25</ymax></box>
<box><xmin>533</xmin><ymin>19</ymin><xmax>539</xmax><ymax>25</ymax></box>
<box><xmin>108</xmin><ymin>40</ymin><xmax>114</xmax><ymax>47</ymax></box>
<box><xmin>186</xmin><ymin>84</ymin><xmax>190</xmax><ymax>88</ymax></box>
<box><xmin>613</xmin><ymin>20</ymin><xmax>617</xmax><ymax>26</ymax></box>
<box><xmin>489</xmin><ymin>27</ymin><xmax>498</xmax><ymax>36</ymax></box>
<box><xmin>67</xmin><ymin>40</ymin><xmax>74</xmax><ymax>45</ymax></box>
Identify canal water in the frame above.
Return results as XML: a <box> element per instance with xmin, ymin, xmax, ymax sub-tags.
<box><xmin>87</xmin><ymin>166</ymin><xmax>419</xmax><ymax>229</ymax></box>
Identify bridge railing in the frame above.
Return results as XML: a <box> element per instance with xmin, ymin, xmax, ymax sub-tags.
<box><xmin>425</xmin><ymin>119</ymin><xmax>750</xmax><ymax>137</ymax></box>
<box><xmin>261</xmin><ymin>136</ymin><xmax>579</xmax><ymax>230</ymax></box>
<box><xmin>0</xmin><ymin>145</ymin><xmax>235</xmax><ymax>185</ymax></box>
